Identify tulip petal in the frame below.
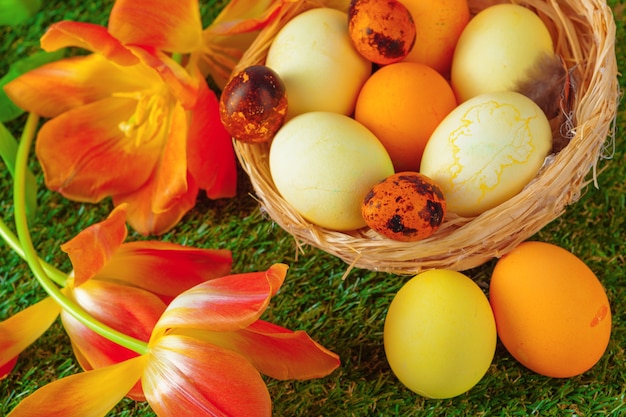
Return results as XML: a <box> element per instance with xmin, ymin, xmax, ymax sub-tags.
<box><xmin>3</xmin><ymin>54</ymin><xmax>157</xmax><ymax>118</ymax></box>
<box><xmin>62</xmin><ymin>280</ymin><xmax>164</xmax><ymax>370</ymax></box>
<box><xmin>198</xmin><ymin>0</ymin><xmax>285</xmax><ymax>88</ymax></box>
<box><xmin>112</xmin><ymin>170</ymin><xmax>198</xmax><ymax>236</ymax></box>
<box><xmin>60</xmin><ymin>205</ymin><xmax>128</xmax><ymax>287</ymax></box>
<box><xmin>151</xmin><ymin>101</ymin><xmax>190</xmax><ymax>214</ymax></box>
<box><xmin>108</xmin><ymin>0</ymin><xmax>202</xmax><ymax>53</ymax></box>
<box><xmin>6</xmin><ymin>356</ymin><xmax>146</xmax><ymax>417</ymax></box>
<box><xmin>154</xmin><ymin>264</ymin><xmax>287</xmax><ymax>335</ymax></box>
<box><xmin>199</xmin><ymin>320</ymin><xmax>341</xmax><ymax>380</ymax></box>
<box><xmin>0</xmin><ymin>356</ymin><xmax>18</xmax><ymax>380</ymax></box>
<box><xmin>68</xmin><ymin>341</ymin><xmax>146</xmax><ymax>401</ymax></box>
<box><xmin>95</xmin><ymin>240</ymin><xmax>232</xmax><ymax>303</ymax></box>
<box><xmin>0</xmin><ymin>298</ymin><xmax>61</xmax><ymax>372</ymax></box>
<box><xmin>35</xmin><ymin>96</ymin><xmax>161</xmax><ymax>203</ymax></box>
<box><xmin>40</xmin><ymin>20</ymin><xmax>138</xmax><ymax>66</ymax></box>
<box><xmin>144</xmin><ymin>334</ymin><xmax>271</xmax><ymax>417</ymax></box>
<box><xmin>186</xmin><ymin>72</ymin><xmax>237</xmax><ymax>198</ymax></box>
<box><xmin>206</xmin><ymin>0</ymin><xmax>283</xmax><ymax>35</ymax></box>
<box><xmin>127</xmin><ymin>45</ymin><xmax>198</xmax><ymax>108</ymax></box>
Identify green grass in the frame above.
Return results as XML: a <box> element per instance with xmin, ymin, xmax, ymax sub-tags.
<box><xmin>1</xmin><ymin>0</ymin><xmax>625</xmax><ymax>416</ymax></box>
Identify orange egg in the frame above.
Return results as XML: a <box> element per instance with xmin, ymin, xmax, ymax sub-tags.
<box><xmin>489</xmin><ymin>241</ymin><xmax>612</xmax><ymax>378</ymax></box>
<box><xmin>361</xmin><ymin>171</ymin><xmax>446</xmax><ymax>241</ymax></box>
<box><xmin>399</xmin><ymin>0</ymin><xmax>470</xmax><ymax>76</ymax></box>
<box><xmin>348</xmin><ymin>0</ymin><xmax>417</xmax><ymax>65</ymax></box>
<box><xmin>354</xmin><ymin>62</ymin><xmax>457</xmax><ymax>172</ymax></box>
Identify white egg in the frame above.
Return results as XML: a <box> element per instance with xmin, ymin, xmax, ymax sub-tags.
<box><xmin>420</xmin><ymin>91</ymin><xmax>552</xmax><ymax>217</ymax></box>
<box><xmin>265</xmin><ymin>7</ymin><xmax>372</xmax><ymax>119</ymax></box>
<box><xmin>269</xmin><ymin>112</ymin><xmax>394</xmax><ymax>231</ymax></box>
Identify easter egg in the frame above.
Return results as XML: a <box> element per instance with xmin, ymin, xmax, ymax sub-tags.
<box><xmin>419</xmin><ymin>91</ymin><xmax>551</xmax><ymax>217</ymax></box>
<box><xmin>355</xmin><ymin>62</ymin><xmax>457</xmax><ymax>172</ymax></box>
<box><xmin>266</xmin><ymin>7</ymin><xmax>372</xmax><ymax>119</ymax></box>
<box><xmin>219</xmin><ymin>65</ymin><xmax>288</xmax><ymax>143</ymax></box>
<box><xmin>348</xmin><ymin>0</ymin><xmax>417</xmax><ymax>65</ymax></box>
<box><xmin>399</xmin><ymin>0</ymin><xmax>470</xmax><ymax>76</ymax></box>
<box><xmin>384</xmin><ymin>269</ymin><xmax>497</xmax><ymax>399</ymax></box>
<box><xmin>361</xmin><ymin>171</ymin><xmax>446</xmax><ymax>241</ymax></box>
<box><xmin>451</xmin><ymin>3</ymin><xmax>554</xmax><ymax>102</ymax></box>
<box><xmin>490</xmin><ymin>241</ymin><xmax>612</xmax><ymax>378</ymax></box>
<box><xmin>269</xmin><ymin>111</ymin><xmax>394</xmax><ymax>231</ymax></box>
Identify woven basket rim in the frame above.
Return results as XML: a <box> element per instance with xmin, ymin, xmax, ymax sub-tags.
<box><xmin>231</xmin><ymin>0</ymin><xmax>620</xmax><ymax>276</ymax></box>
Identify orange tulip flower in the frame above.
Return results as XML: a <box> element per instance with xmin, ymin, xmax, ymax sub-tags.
<box><xmin>3</xmin><ymin>0</ymin><xmax>239</xmax><ymax>236</ymax></box>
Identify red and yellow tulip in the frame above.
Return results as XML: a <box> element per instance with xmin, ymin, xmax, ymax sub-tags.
<box><xmin>1</xmin><ymin>204</ymin><xmax>231</xmax><ymax>389</ymax></box>
<box><xmin>2</xmin><ymin>205</ymin><xmax>340</xmax><ymax>416</ymax></box>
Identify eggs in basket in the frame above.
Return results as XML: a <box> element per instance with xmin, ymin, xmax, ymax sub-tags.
<box><xmin>219</xmin><ymin>1</ymin><xmax>571</xmax><ymax>243</ymax></box>
<box><xmin>218</xmin><ymin>0</ymin><xmax>616</xmax><ymax>396</ymax></box>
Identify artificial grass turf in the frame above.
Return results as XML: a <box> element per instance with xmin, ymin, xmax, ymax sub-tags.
<box><xmin>0</xmin><ymin>0</ymin><xmax>625</xmax><ymax>416</ymax></box>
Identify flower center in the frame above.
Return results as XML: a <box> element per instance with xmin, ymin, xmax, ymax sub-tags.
<box><xmin>116</xmin><ymin>90</ymin><xmax>173</xmax><ymax>150</ymax></box>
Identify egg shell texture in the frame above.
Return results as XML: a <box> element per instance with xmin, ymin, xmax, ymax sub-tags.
<box><xmin>384</xmin><ymin>269</ymin><xmax>497</xmax><ymax>398</ymax></box>
<box><xmin>354</xmin><ymin>62</ymin><xmax>457</xmax><ymax>172</ymax></box>
<box><xmin>219</xmin><ymin>65</ymin><xmax>288</xmax><ymax>143</ymax></box>
<box><xmin>265</xmin><ymin>7</ymin><xmax>372</xmax><ymax>119</ymax></box>
<box><xmin>398</xmin><ymin>0</ymin><xmax>470</xmax><ymax>75</ymax></box>
<box><xmin>362</xmin><ymin>172</ymin><xmax>446</xmax><ymax>241</ymax></box>
<box><xmin>489</xmin><ymin>241</ymin><xmax>612</xmax><ymax>378</ymax></box>
<box><xmin>348</xmin><ymin>0</ymin><xmax>417</xmax><ymax>65</ymax></box>
<box><xmin>451</xmin><ymin>3</ymin><xmax>554</xmax><ymax>102</ymax></box>
<box><xmin>419</xmin><ymin>91</ymin><xmax>552</xmax><ymax>217</ymax></box>
<box><xmin>269</xmin><ymin>111</ymin><xmax>394</xmax><ymax>231</ymax></box>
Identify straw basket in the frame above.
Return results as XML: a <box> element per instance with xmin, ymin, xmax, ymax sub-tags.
<box><xmin>231</xmin><ymin>0</ymin><xmax>619</xmax><ymax>275</ymax></box>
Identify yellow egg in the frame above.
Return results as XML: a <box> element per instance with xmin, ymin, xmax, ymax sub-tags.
<box><xmin>490</xmin><ymin>241</ymin><xmax>612</xmax><ymax>378</ymax></box>
<box><xmin>451</xmin><ymin>3</ymin><xmax>554</xmax><ymax>102</ymax></box>
<box><xmin>269</xmin><ymin>111</ymin><xmax>394</xmax><ymax>231</ymax></box>
<box><xmin>419</xmin><ymin>91</ymin><xmax>552</xmax><ymax>217</ymax></box>
<box><xmin>384</xmin><ymin>269</ymin><xmax>496</xmax><ymax>399</ymax></box>
<box><xmin>266</xmin><ymin>7</ymin><xmax>372</xmax><ymax>119</ymax></box>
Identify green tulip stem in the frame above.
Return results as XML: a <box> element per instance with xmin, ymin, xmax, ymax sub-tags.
<box><xmin>12</xmin><ymin>113</ymin><xmax>149</xmax><ymax>356</ymax></box>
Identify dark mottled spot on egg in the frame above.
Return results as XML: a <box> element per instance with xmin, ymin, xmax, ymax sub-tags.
<box><xmin>370</xmin><ymin>31</ymin><xmax>410</xmax><ymax>61</ymax></box>
<box><xmin>363</xmin><ymin>188</ymin><xmax>377</xmax><ymax>205</ymax></box>
<box><xmin>386</xmin><ymin>214</ymin><xmax>418</xmax><ymax>236</ymax></box>
<box><xmin>421</xmin><ymin>200</ymin><xmax>445</xmax><ymax>228</ymax></box>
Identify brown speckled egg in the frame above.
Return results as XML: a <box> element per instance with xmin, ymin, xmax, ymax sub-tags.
<box><xmin>362</xmin><ymin>171</ymin><xmax>446</xmax><ymax>241</ymax></box>
<box><xmin>348</xmin><ymin>0</ymin><xmax>416</xmax><ymax>65</ymax></box>
<box><xmin>219</xmin><ymin>65</ymin><xmax>288</xmax><ymax>143</ymax></box>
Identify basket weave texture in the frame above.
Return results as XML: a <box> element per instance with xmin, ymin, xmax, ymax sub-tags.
<box><xmin>232</xmin><ymin>0</ymin><xmax>620</xmax><ymax>275</ymax></box>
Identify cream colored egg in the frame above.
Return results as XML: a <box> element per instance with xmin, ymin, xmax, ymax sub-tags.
<box><xmin>451</xmin><ymin>3</ymin><xmax>554</xmax><ymax>102</ymax></box>
<box><xmin>265</xmin><ymin>7</ymin><xmax>372</xmax><ymax>119</ymax></box>
<box><xmin>269</xmin><ymin>112</ymin><xmax>394</xmax><ymax>231</ymax></box>
<box><xmin>420</xmin><ymin>91</ymin><xmax>551</xmax><ymax>217</ymax></box>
